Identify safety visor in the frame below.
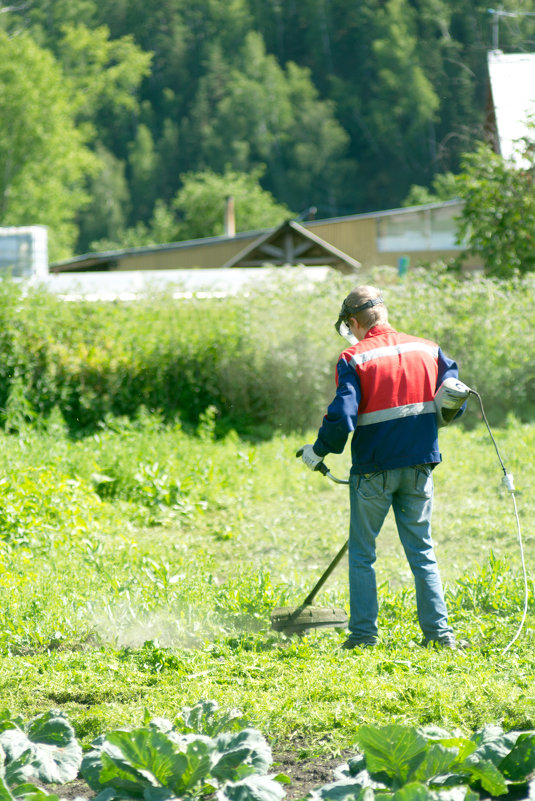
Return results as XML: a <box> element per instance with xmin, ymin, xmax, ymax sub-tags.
<box><xmin>334</xmin><ymin>296</ymin><xmax>384</xmax><ymax>345</ymax></box>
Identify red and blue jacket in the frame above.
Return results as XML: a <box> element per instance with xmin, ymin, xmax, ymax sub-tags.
<box><xmin>313</xmin><ymin>324</ymin><xmax>462</xmax><ymax>474</ymax></box>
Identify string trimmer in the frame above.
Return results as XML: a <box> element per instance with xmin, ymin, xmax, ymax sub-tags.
<box><xmin>270</xmin><ymin>452</ymin><xmax>349</xmax><ymax>636</ymax></box>
<box><xmin>273</xmin><ymin>380</ymin><xmax>528</xmax><ymax>652</ymax></box>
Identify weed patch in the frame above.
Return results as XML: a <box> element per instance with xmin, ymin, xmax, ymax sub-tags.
<box><xmin>0</xmin><ymin>414</ymin><xmax>531</xmax><ymax>762</ymax></box>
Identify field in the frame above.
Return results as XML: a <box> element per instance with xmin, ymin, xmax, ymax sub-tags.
<box><xmin>0</xmin><ymin>414</ymin><xmax>533</xmax><ymax>795</ymax></box>
<box><xmin>0</xmin><ymin>271</ymin><xmax>534</xmax><ymax>800</ymax></box>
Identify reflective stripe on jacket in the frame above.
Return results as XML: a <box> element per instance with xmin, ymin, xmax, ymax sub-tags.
<box><xmin>313</xmin><ymin>324</ymin><xmax>461</xmax><ymax>474</ymax></box>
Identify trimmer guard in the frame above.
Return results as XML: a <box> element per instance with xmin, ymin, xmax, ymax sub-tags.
<box><xmin>271</xmin><ymin>605</ymin><xmax>348</xmax><ymax>635</ymax></box>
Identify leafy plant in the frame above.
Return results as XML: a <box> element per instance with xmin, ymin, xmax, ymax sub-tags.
<box><xmin>81</xmin><ymin>718</ymin><xmax>284</xmax><ymax>801</ymax></box>
<box><xmin>173</xmin><ymin>700</ymin><xmax>247</xmax><ymax>737</ymax></box>
<box><xmin>0</xmin><ymin>705</ymin><xmax>285</xmax><ymax>801</ymax></box>
<box><xmin>0</xmin><ymin>709</ymin><xmax>81</xmax><ymax>786</ymax></box>
<box><xmin>313</xmin><ymin>723</ymin><xmax>535</xmax><ymax>801</ymax></box>
<box><xmin>455</xmin><ymin>140</ymin><xmax>535</xmax><ymax>277</ymax></box>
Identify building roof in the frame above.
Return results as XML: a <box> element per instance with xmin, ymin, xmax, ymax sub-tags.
<box><xmin>487</xmin><ymin>50</ymin><xmax>535</xmax><ymax>161</ymax></box>
<box><xmin>221</xmin><ymin>219</ymin><xmax>360</xmax><ymax>272</ymax></box>
<box><xmin>49</xmin><ymin>228</ymin><xmax>267</xmax><ymax>273</ymax></box>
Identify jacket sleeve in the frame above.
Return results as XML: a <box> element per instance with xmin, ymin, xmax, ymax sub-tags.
<box><xmin>436</xmin><ymin>347</ymin><xmax>467</xmax><ymax>420</ymax></box>
<box><xmin>313</xmin><ymin>357</ymin><xmax>361</xmax><ymax>457</ymax></box>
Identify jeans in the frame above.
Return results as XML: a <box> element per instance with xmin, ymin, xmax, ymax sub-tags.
<box><xmin>347</xmin><ymin>465</ymin><xmax>452</xmax><ymax>641</ymax></box>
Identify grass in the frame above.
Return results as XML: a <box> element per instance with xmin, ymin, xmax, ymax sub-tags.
<box><xmin>0</xmin><ymin>412</ymin><xmax>533</xmax><ymax>755</ymax></box>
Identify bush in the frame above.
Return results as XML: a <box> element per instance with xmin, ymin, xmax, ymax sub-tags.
<box><xmin>391</xmin><ymin>267</ymin><xmax>535</xmax><ymax>425</ymax></box>
<box><xmin>0</xmin><ymin>266</ymin><xmax>533</xmax><ymax>434</ymax></box>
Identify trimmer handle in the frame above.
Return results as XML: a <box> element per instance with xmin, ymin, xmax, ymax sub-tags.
<box><xmin>295</xmin><ymin>448</ymin><xmax>329</xmax><ymax>475</ymax></box>
<box><xmin>295</xmin><ymin>449</ymin><xmax>349</xmax><ymax>484</ymax></box>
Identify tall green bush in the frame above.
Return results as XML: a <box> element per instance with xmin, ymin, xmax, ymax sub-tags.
<box><xmin>0</xmin><ymin>268</ymin><xmax>533</xmax><ymax>434</ymax></box>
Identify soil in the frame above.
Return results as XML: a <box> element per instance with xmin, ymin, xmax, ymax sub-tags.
<box><xmin>42</xmin><ymin>780</ymin><xmax>94</xmax><ymax>800</ymax></box>
<box><xmin>272</xmin><ymin>746</ymin><xmax>351</xmax><ymax>799</ymax></box>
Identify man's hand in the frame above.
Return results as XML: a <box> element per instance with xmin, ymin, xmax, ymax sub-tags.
<box><xmin>298</xmin><ymin>444</ymin><xmax>324</xmax><ymax>471</ymax></box>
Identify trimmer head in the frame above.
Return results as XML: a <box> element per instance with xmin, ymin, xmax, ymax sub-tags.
<box><xmin>271</xmin><ymin>605</ymin><xmax>348</xmax><ymax>636</ymax></box>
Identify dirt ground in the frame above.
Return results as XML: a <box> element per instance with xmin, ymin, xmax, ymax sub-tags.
<box><xmin>272</xmin><ymin>746</ymin><xmax>349</xmax><ymax>799</ymax></box>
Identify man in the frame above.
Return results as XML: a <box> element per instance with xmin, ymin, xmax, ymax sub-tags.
<box><xmin>299</xmin><ymin>285</ymin><xmax>465</xmax><ymax>650</ymax></box>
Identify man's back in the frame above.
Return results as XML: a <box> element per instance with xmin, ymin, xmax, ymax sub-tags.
<box><xmin>315</xmin><ymin>323</ymin><xmax>460</xmax><ymax>473</ymax></box>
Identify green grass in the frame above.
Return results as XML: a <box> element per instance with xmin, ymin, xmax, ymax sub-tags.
<box><xmin>0</xmin><ymin>414</ymin><xmax>533</xmax><ymax>754</ymax></box>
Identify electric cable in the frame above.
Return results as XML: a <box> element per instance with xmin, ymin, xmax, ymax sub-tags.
<box><xmin>469</xmin><ymin>389</ymin><xmax>529</xmax><ymax>654</ymax></box>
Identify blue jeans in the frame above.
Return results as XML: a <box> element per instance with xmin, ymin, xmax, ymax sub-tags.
<box><xmin>348</xmin><ymin>465</ymin><xmax>452</xmax><ymax>641</ymax></box>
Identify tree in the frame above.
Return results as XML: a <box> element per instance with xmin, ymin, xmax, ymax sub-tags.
<box><xmin>88</xmin><ymin>168</ymin><xmax>292</xmax><ymax>250</ymax></box>
<box><xmin>77</xmin><ymin>144</ymin><xmax>131</xmax><ymax>252</ymax></box>
<box><xmin>402</xmin><ymin>173</ymin><xmax>458</xmax><ymax>206</ymax></box>
<box><xmin>0</xmin><ymin>11</ymin><xmax>152</xmax><ymax>258</ymax></box>
<box><xmin>174</xmin><ymin>168</ymin><xmax>294</xmax><ymax>240</ymax></box>
<box><xmin>56</xmin><ymin>23</ymin><xmax>152</xmax><ymax>157</ymax></box>
<box><xmin>54</xmin><ymin>22</ymin><xmax>152</xmax><ymax>251</ymax></box>
<box><xmin>0</xmin><ymin>31</ymin><xmax>98</xmax><ymax>258</ymax></box>
<box><xmin>127</xmin><ymin>124</ymin><xmax>158</xmax><ymax>222</ymax></box>
<box><xmin>89</xmin><ymin>200</ymin><xmax>178</xmax><ymax>252</ymax></box>
<box><xmin>455</xmin><ymin>141</ymin><xmax>535</xmax><ymax>276</ymax></box>
<box><xmin>0</xmin><ymin>0</ymin><xmax>98</xmax><ymax>40</ymax></box>
<box><xmin>184</xmin><ymin>32</ymin><xmax>355</xmax><ymax>215</ymax></box>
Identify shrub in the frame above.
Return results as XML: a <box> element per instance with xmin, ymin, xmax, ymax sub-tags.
<box><xmin>0</xmin><ymin>266</ymin><xmax>533</xmax><ymax>434</ymax></box>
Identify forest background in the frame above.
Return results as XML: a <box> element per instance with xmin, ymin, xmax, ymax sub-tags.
<box><xmin>2</xmin><ymin>0</ymin><xmax>535</xmax><ymax>262</ymax></box>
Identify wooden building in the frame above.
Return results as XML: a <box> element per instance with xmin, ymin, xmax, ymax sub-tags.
<box><xmin>50</xmin><ymin>199</ymin><xmax>475</xmax><ymax>277</ymax></box>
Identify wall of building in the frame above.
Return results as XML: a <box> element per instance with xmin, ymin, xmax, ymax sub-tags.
<box><xmin>307</xmin><ymin>217</ymin><xmax>376</xmax><ymax>265</ymax></box>
<box><xmin>115</xmin><ymin>235</ymin><xmax>256</xmax><ymax>271</ymax></box>
<box><xmin>307</xmin><ymin>201</ymin><xmax>482</xmax><ymax>271</ymax></box>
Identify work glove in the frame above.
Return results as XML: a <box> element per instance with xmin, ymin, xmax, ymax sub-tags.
<box><xmin>298</xmin><ymin>444</ymin><xmax>324</xmax><ymax>471</ymax></box>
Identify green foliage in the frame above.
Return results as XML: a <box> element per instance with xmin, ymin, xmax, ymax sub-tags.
<box><xmin>370</xmin><ymin>0</ymin><xmax>439</xmax><ymax>154</ymax></box>
<box><xmin>323</xmin><ymin>722</ymin><xmax>535</xmax><ymax>800</ymax></box>
<box><xmin>0</xmin><ymin>706</ymin><xmax>282</xmax><ymax>801</ymax></box>
<box><xmin>1</xmin><ymin>0</ymin><xmax>506</xmax><ymax>251</ymax></box>
<box><xmin>188</xmin><ymin>31</ymin><xmax>352</xmax><ymax>214</ymax></box>
<box><xmin>94</xmin><ymin>163</ymin><xmax>296</xmax><ymax>251</ymax></box>
<box><xmin>4</xmin><ymin>708</ymin><xmax>535</xmax><ymax>801</ymax></box>
<box><xmin>0</xmin><ymin>709</ymin><xmax>82</xmax><ymax>784</ymax></box>
<box><xmin>0</xmin><ymin>413</ymin><xmax>531</xmax><ymax>749</ymax></box>
<box><xmin>56</xmin><ymin>24</ymin><xmax>152</xmax><ymax>123</ymax></box>
<box><xmin>0</xmin><ymin>31</ymin><xmax>98</xmax><ymax>259</ymax></box>
<box><xmin>173</xmin><ymin>168</ymin><xmax>293</xmax><ymax>240</ymax></box>
<box><xmin>0</xmin><ymin>271</ymin><xmax>534</xmax><ymax>771</ymax></box>
<box><xmin>173</xmin><ymin>700</ymin><xmax>247</xmax><ymax>737</ymax></box>
<box><xmin>81</xmin><ymin>716</ymin><xmax>281</xmax><ymax>801</ymax></box>
<box><xmin>402</xmin><ymin>174</ymin><xmax>458</xmax><ymax>208</ymax></box>
<box><xmin>0</xmin><ymin>268</ymin><xmax>533</xmax><ymax>434</ymax></box>
<box><xmin>387</xmin><ymin>267</ymin><xmax>535</xmax><ymax>424</ymax></box>
<box><xmin>78</xmin><ymin>143</ymin><xmax>131</xmax><ymax>250</ymax></box>
<box><xmin>454</xmin><ymin>141</ymin><xmax>535</xmax><ymax>276</ymax></box>
<box><xmin>0</xmin><ymin>274</ymin><xmax>337</xmax><ymax>434</ymax></box>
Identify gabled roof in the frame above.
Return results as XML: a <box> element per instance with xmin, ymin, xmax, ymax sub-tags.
<box><xmin>487</xmin><ymin>50</ymin><xmax>535</xmax><ymax>161</ymax></box>
<box><xmin>49</xmin><ymin>228</ymin><xmax>266</xmax><ymax>273</ymax></box>
<box><xmin>221</xmin><ymin>219</ymin><xmax>360</xmax><ymax>273</ymax></box>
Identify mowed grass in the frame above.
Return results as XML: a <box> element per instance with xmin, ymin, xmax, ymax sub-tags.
<box><xmin>0</xmin><ymin>413</ymin><xmax>533</xmax><ymax>753</ymax></box>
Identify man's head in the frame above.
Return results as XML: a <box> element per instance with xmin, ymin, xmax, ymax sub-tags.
<box><xmin>335</xmin><ymin>285</ymin><xmax>387</xmax><ymax>342</ymax></box>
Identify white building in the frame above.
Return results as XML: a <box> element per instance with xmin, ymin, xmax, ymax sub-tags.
<box><xmin>486</xmin><ymin>50</ymin><xmax>535</xmax><ymax>163</ymax></box>
<box><xmin>0</xmin><ymin>226</ymin><xmax>48</xmax><ymax>278</ymax></box>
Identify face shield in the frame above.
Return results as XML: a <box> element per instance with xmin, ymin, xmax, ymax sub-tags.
<box><xmin>334</xmin><ymin>316</ymin><xmax>358</xmax><ymax>345</ymax></box>
<box><xmin>334</xmin><ymin>296</ymin><xmax>384</xmax><ymax>345</ymax></box>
